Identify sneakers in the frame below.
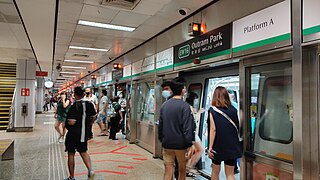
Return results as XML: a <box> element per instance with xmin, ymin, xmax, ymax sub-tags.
<box><xmin>64</xmin><ymin>177</ymin><xmax>75</xmax><ymax>180</ymax></box>
<box><xmin>88</xmin><ymin>170</ymin><xmax>95</xmax><ymax>179</ymax></box>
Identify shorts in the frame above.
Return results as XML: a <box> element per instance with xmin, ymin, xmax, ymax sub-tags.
<box><xmin>97</xmin><ymin>114</ymin><xmax>107</xmax><ymax>124</ymax></box>
<box><xmin>56</xmin><ymin>114</ymin><xmax>66</xmax><ymax>123</ymax></box>
<box><xmin>163</xmin><ymin>148</ymin><xmax>188</xmax><ymax>167</ymax></box>
<box><xmin>212</xmin><ymin>158</ymin><xmax>236</xmax><ymax>166</ymax></box>
<box><xmin>65</xmin><ymin>134</ymin><xmax>88</xmax><ymax>153</ymax></box>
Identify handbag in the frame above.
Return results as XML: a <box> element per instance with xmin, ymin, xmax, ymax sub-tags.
<box><xmin>212</xmin><ymin>106</ymin><xmax>242</xmax><ymax>142</ymax></box>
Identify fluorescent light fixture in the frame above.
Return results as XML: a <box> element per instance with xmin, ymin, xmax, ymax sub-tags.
<box><xmin>78</xmin><ymin>20</ymin><xmax>135</xmax><ymax>32</ymax></box>
<box><xmin>62</xmin><ymin>66</ymin><xmax>86</xmax><ymax>70</ymax></box>
<box><xmin>60</xmin><ymin>72</ymin><xmax>80</xmax><ymax>75</ymax></box>
<box><xmin>64</xmin><ymin>59</ymin><xmax>94</xmax><ymax>64</ymax></box>
<box><xmin>69</xmin><ymin>45</ymin><xmax>109</xmax><ymax>52</ymax></box>
<box><xmin>62</xmin><ymin>75</ymin><xmax>77</xmax><ymax>78</ymax></box>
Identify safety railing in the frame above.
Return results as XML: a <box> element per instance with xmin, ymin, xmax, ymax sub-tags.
<box><xmin>6</xmin><ymin>87</ymin><xmax>16</xmax><ymax>132</ymax></box>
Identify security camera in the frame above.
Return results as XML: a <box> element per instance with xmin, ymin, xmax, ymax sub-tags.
<box><xmin>56</xmin><ymin>63</ymin><xmax>62</xmax><ymax>72</ymax></box>
<box><xmin>178</xmin><ymin>8</ymin><xmax>189</xmax><ymax>16</ymax></box>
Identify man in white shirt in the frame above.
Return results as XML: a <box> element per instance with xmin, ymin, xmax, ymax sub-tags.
<box><xmin>97</xmin><ymin>89</ymin><xmax>108</xmax><ymax>136</ymax></box>
<box><xmin>83</xmin><ymin>88</ymin><xmax>98</xmax><ymax>139</ymax></box>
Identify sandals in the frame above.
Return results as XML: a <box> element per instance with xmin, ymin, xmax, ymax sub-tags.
<box><xmin>186</xmin><ymin>172</ymin><xmax>196</xmax><ymax>178</ymax></box>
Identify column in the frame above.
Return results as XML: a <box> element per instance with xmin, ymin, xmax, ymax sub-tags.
<box><xmin>14</xmin><ymin>59</ymin><xmax>36</xmax><ymax>131</ymax></box>
<box><xmin>36</xmin><ymin>78</ymin><xmax>44</xmax><ymax>114</ymax></box>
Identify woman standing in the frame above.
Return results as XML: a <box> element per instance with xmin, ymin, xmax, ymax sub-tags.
<box><xmin>109</xmin><ymin>96</ymin><xmax>123</xmax><ymax>140</ymax></box>
<box><xmin>208</xmin><ymin>86</ymin><xmax>242</xmax><ymax>180</ymax></box>
<box><xmin>54</xmin><ymin>92</ymin><xmax>70</xmax><ymax>143</ymax></box>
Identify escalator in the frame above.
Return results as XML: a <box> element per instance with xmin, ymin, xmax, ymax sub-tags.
<box><xmin>0</xmin><ymin>63</ymin><xmax>16</xmax><ymax>130</ymax></box>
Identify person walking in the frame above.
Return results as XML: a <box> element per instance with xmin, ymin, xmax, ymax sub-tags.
<box><xmin>207</xmin><ymin>86</ymin><xmax>242</xmax><ymax>180</ymax></box>
<box><xmin>158</xmin><ymin>77</ymin><xmax>195</xmax><ymax>180</ymax></box>
<box><xmin>54</xmin><ymin>91</ymin><xmax>70</xmax><ymax>143</ymax></box>
<box><xmin>185</xmin><ymin>92</ymin><xmax>205</xmax><ymax>177</ymax></box>
<box><xmin>97</xmin><ymin>89</ymin><xmax>108</xmax><ymax>136</ymax></box>
<box><xmin>83</xmin><ymin>88</ymin><xmax>98</xmax><ymax>139</ymax></box>
<box><xmin>64</xmin><ymin>86</ymin><xmax>97</xmax><ymax>180</ymax></box>
<box><xmin>109</xmin><ymin>96</ymin><xmax>123</xmax><ymax>140</ymax></box>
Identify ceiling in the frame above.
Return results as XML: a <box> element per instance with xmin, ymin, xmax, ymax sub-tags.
<box><xmin>0</xmin><ymin>0</ymin><xmax>35</xmax><ymax>64</ymax></box>
<box><xmin>0</xmin><ymin>0</ymin><xmax>213</xmax><ymax>88</ymax></box>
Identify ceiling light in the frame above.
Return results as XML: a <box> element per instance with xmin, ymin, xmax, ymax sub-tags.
<box><xmin>78</xmin><ymin>20</ymin><xmax>135</xmax><ymax>32</ymax></box>
<box><xmin>64</xmin><ymin>59</ymin><xmax>94</xmax><ymax>64</ymax></box>
<box><xmin>62</xmin><ymin>75</ymin><xmax>77</xmax><ymax>78</ymax></box>
<box><xmin>62</xmin><ymin>66</ymin><xmax>86</xmax><ymax>70</ymax></box>
<box><xmin>69</xmin><ymin>45</ymin><xmax>109</xmax><ymax>52</ymax></box>
<box><xmin>60</xmin><ymin>72</ymin><xmax>80</xmax><ymax>75</ymax></box>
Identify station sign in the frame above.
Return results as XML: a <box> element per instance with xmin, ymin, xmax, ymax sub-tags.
<box><xmin>174</xmin><ymin>23</ymin><xmax>231</xmax><ymax>66</ymax></box>
<box><xmin>156</xmin><ymin>47</ymin><xmax>173</xmax><ymax>71</ymax></box>
<box><xmin>141</xmin><ymin>55</ymin><xmax>154</xmax><ymax>74</ymax></box>
<box><xmin>21</xmin><ymin>88</ymin><xmax>30</xmax><ymax>96</ymax></box>
<box><xmin>303</xmin><ymin>0</ymin><xmax>320</xmax><ymax>42</ymax></box>
<box><xmin>132</xmin><ymin>60</ymin><xmax>143</xmax><ymax>75</ymax></box>
<box><xmin>232</xmin><ymin>0</ymin><xmax>291</xmax><ymax>54</ymax></box>
<box><xmin>36</xmin><ymin>71</ymin><xmax>48</xmax><ymax>77</ymax></box>
<box><xmin>123</xmin><ymin>64</ymin><xmax>132</xmax><ymax>78</ymax></box>
<box><xmin>112</xmin><ymin>69</ymin><xmax>123</xmax><ymax>81</ymax></box>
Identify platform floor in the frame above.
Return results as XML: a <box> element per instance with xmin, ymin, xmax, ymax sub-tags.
<box><xmin>0</xmin><ymin>111</ymin><xmax>167</xmax><ymax>180</ymax></box>
<box><xmin>0</xmin><ymin>111</ymin><xmax>211</xmax><ymax>180</ymax></box>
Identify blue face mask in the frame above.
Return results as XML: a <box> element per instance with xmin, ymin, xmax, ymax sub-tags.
<box><xmin>193</xmin><ymin>99</ymin><xmax>199</xmax><ymax>108</ymax></box>
<box><xmin>162</xmin><ymin>90</ymin><xmax>171</xmax><ymax>99</ymax></box>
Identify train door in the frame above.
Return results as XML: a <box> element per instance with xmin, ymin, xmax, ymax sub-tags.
<box><xmin>241</xmin><ymin>53</ymin><xmax>293</xmax><ymax>179</ymax></box>
<box><xmin>181</xmin><ymin>63</ymin><xmax>239</xmax><ymax>179</ymax></box>
<box><xmin>200</xmin><ymin>75</ymin><xmax>240</xmax><ymax>179</ymax></box>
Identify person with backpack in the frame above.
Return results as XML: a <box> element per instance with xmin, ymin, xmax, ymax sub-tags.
<box><xmin>109</xmin><ymin>96</ymin><xmax>123</xmax><ymax>140</ymax></box>
<box><xmin>64</xmin><ymin>86</ymin><xmax>97</xmax><ymax>180</ymax></box>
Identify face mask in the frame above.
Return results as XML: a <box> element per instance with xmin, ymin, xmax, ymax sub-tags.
<box><xmin>119</xmin><ymin>94</ymin><xmax>123</xmax><ymax>98</ymax></box>
<box><xmin>85</xmin><ymin>92</ymin><xmax>90</xmax><ymax>96</ymax></box>
<box><xmin>193</xmin><ymin>99</ymin><xmax>199</xmax><ymax>108</ymax></box>
<box><xmin>162</xmin><ymin>90</ymin><xmax>171</xmax><ymax>99</ymax></box>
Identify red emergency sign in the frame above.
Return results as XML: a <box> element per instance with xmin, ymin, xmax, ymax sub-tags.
<box><xmin>21</xmin><ymin>88</ymin><xmax>30</xmax><ymax>96</ymax></box>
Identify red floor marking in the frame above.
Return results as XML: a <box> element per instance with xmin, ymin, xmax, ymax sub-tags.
<box><xmin>75</xmin><ymin>159</ymin><xmax>143</xmax><ymax>165</ymax></box>
<box><xmin>95</xmin><ymin>159</ymin><xmax>142</xmax><ymax>164</ymax></box>
<box><xmin>118</xmin><ymin>165</ymin><xmax>134</xmax><ymax>169</ymax></box>
<box><xmin>133</xmin><ymin>158</ymin><xmax>148</xmax><ymax>161</ymax></box>
<box><xmin>74</xmin><ymin>169</ymin><xmax>127</xmax><ymax>177</ymax></box>
<box><xmin>111</xmin><ymin>152</ymin><xmax>142</xmax><ymax>156</ymax></box>
<box><xmin>110</xmin><ymin>145</ymin><xmax>127</xmax><ymax>152</ymax></box>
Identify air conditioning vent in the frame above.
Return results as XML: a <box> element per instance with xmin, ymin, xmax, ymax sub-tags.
<box><xmin>100</xmin><ymin>0</ymin><xmax>141</xmax><ymax>10</ymax></box>
<box><xmin>72</xmin><ymin>53</ymin><xmax>90</xmax><ymax>58</ymax></box>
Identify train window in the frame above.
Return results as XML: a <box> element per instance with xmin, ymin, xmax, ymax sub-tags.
<box><xmin>251</xmin><ymin>61</ymin><xmax>293</xmax><ymax>161</ymax></box>
<box><xmin>136</xmin><ymin>81</ymin><xmax>155</xmax><ymax>123</ymax></box>
<box><xmin>187</xmin><ymin>83</ymin><xmax>202</xmax><ymax>110</ymax></box>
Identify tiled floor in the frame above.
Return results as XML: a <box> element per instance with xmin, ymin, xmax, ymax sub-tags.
<box><xmin>0</xmin><ymin>111</ymin><xmax>164</xmax><ymax>180</ymax></box>
<box><xmin>0</xmin><ymin>111</ymin><xmax>210</xmax><ymax>180</ymax></box>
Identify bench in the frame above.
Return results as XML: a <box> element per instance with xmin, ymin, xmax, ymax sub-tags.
<box><xmin>0</xmin><ymin>139</ymin><xmax>14</xmax><ymax>161</ymax></box>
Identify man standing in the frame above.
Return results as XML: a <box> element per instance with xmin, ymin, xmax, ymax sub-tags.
<box><xmin>97</xmin><ymin>89</ymin><xmax>108</xmax><ymax>136</ymax></box>
<box><xmin>64</xmin><ymin>86</ymin><xmax>97</xmax><ymax>180</ymax></box>
<box><xmin>159</xmin><ymin>77</ymin><xmax>195</xmax><ymax>180</ymax></box>
<box><xmin>83</xmin><ymin>88</ymin><xmax>98</xmax><ymax>139</ymax></box>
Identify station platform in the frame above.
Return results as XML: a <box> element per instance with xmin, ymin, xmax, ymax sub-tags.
<box><xmin>0</xmin><ymin>111</ymin><xmax>207</xmax><ymax>180</ymax></box>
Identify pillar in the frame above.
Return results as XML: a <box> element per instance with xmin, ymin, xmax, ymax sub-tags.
<box><xmin>14</xmin><ymin>59</ymin><xmax>36</xmax><ymax>131</ymax></box>
<box><xmin>36</xmin><ymin>78</ymin><xmax>44</xmax><ymax>114</ymax></box>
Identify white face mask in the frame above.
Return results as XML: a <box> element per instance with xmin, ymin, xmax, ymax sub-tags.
<box><xmin>119</xmin><ymin>94</ymin><xmax>123</xmax><ymax>98</ymax></box>
<box><xmin>162</xmin><ymin>90</ymin><xmax>171</xmax><ymax>99</ymax></box>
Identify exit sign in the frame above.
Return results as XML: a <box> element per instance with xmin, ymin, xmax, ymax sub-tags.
<box><xmin>36</xmin><ymin>71</ymin><xmax>48</xmax><ymax>77</ymax></box>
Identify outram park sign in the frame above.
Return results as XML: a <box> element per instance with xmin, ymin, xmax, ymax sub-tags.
<box><xmin>174</xmin><ymin>23</ymin><xmax>231</xmax><ymax>65</ymax></box>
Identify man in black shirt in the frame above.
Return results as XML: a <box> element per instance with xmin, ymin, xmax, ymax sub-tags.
<box><xmin>64</xmin><ymin>87</ymin><xmax>97</xmax><ymax>180</ymax></box>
